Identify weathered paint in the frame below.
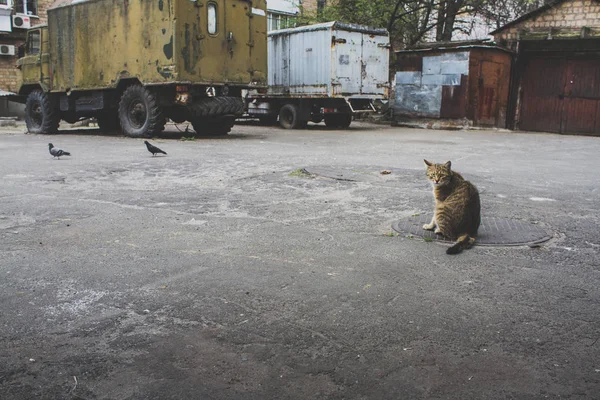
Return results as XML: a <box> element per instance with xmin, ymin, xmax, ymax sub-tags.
<box><xmin>393</xmin><ymin>47</ymin><xmax>512</xmax><ymax>127</ymax></box>
<box><xmin>40</xmin><ymin>0</ymin><xmax>266</xmax><ymax>92</ymax></box>
<box><xmin>394</xmin><ymin>52</ymin><xmax>469</xmax><ymax>118</ymax></box>
<box><xmin>268</xmin><ymin>21</ymin><xmax>389</xmax><ymax>98</ymax></box>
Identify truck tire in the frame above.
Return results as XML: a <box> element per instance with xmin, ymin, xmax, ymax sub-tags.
<box><xmin>96</xmin><ymin>111</ymin><xmax>120</xmax><ymax>132</ymax></box>
<box><xmin>279</xmin><ymin>104</ymin><xmax>306</xmax><ymax>129</ymax></box>
<box><xmin>25</xmin><ymin>90</ymin><xmax>60</xmax><ymax>134</ymax></box>
<box><xmin>118</xmin><ymin>85</ymin><xmax>165</xmax><ymax>137</ymax></box>
<box><xmin>325</xmin><ymin>114</ymin><xmax>352</xmax><ymax>129</ymax></box>
<box><xmin>192</xmin><ymin>116</ymin><xmax>235</xmax><ymax>136</ymax></box>
<box><xmin>258</xmin><ymin>115</ymin><xmax>278</xmax><ymax>125</ymax></box>
<box><xmin>186</xmin><ymin>97</ymin><xmax>244</xmax><ymax>119</ymax></box>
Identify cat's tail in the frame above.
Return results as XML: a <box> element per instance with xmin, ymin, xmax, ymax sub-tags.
<box><xmin>446</xmin><ymin>234</ymin><xmax>476</xmax><ymax>255</ymax></box>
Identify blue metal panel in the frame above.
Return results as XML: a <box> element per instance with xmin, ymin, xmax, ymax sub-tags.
<box><xmin>396</xmin><ymin>71</ymin><xmax>422</xmax><ymax>85</ymax></box>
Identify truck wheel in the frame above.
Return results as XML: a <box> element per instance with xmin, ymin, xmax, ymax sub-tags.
<box><xmin>338</xmin><ymin>113</ymin><xmax>352</xmax><ymax>128</ymax></box>
<box><xmin>118</xmin><ymin>85</ymin><xmax>165</xmax><ymax>137</ymax></box>
<box><xmin>96</xmin><ymin>111</ymin><xmax>120</xmax><ymax>132</ymax></box>
<box><xmin>186</xmin><ymin>97</ymin><xmax>244</xmax><ymax>118</ymax></box>
<box><xmin>258</xmin><ymin>115</ymin><xmax>278</xmax><ymax>126</ymax></box>
<box><xmin>25</xmin><ymin>90</ymin><xmax>59</xmax><ymax>134</ymax></box>
<box><xmin>325</xmin><ymin>114</ymin><xmax>352</xmax><ymax>129</ymax></box>
<box><xmin>192</xmin><ymin>116</ymin><xmax>235</xmax><ymax>136</ymax></box>
<box><xmin>279</xmin><ymin>104</ymin><xmax>305</xmax><ymax>129</ymax></box>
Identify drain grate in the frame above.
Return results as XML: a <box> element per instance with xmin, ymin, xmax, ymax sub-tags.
<box><xmin>392</xmin><ymin>215</ymin><xmax>552</xmax><ymax>247</ymax></box>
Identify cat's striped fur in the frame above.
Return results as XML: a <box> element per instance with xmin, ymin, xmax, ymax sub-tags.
<box><xmin>423</xmin><ymin>160</ymin><xmax>481</xmax><ymax>255</ymax></box>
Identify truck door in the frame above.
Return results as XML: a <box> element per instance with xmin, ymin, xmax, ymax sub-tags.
<box><xmin>19</xmin><ymin>29</ymin><xmax>42</xmax><ymax>87</ymax></box>
<box><xmin>332</xmin><ymin>29</ymin><xmax>363</xmax><ymax>95</ymax></box>
<box><xmin>19</xmin><ymin>28</ymin><xmax>51</xmax><ymax>90</ymax></box>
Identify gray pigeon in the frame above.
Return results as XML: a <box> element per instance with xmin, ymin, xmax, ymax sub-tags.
<box><xmin>48</xmin><ymin>143</ymin><xmax>71</xmax><ymax>159</ymax></box>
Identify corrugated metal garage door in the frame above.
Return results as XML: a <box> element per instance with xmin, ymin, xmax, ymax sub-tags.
<box><xmin>520</xmin><ymin>56</ymin><xmax>600</xmax><ymax>135</ymax></box>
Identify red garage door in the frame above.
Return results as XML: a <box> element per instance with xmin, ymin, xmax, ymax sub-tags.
<box><xmin>520</xmin><ymin>56</ymin><xmax>600</xmax><ymax>135</ymax></box>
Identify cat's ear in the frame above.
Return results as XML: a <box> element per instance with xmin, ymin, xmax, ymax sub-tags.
<box><xmin>444</xmin><ymin>161</ymin><xmax>452</xmax><ymax>169</ymax></box>
<box><xmin>424</xmin><ymin>159</ymin><xmax>432</xmax><ymax>166</ymax></box>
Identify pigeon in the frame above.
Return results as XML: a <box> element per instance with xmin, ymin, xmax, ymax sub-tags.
<box><xmin>48</xmin><ymin>143</ymin><xmax>71</xmax><ymax>159</ymax></box>
<box><xmin>144</xmin><ymin>141</ymin><xmax>167</xmax><ymax>156</ymax></box>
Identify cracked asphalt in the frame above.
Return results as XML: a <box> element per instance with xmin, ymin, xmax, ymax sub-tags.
<box><xmin>1</xmin><ymin>121</ymin><xmax>599</xmax><ymax>399</ymax></box>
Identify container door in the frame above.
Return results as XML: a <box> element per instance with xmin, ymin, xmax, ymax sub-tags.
<box><xmin>360</xmin><ymin>33</ymin><xmax>389</xmax><ymax>95</ymax></box>
<box><xmin>332</xmin><ymin>29</ymin><xmax>362</xmax><ymax>95</ymax></box>
<box><xmin>221</xmin><ymin>0</ymin><xmax>265</xmax><ymax>83</ymax></box>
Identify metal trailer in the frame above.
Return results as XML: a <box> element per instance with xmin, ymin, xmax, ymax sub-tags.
<box><xmin>246</xmin><ymin>21</ymin><xmax>390</xmax><ymax>129</ymax></box>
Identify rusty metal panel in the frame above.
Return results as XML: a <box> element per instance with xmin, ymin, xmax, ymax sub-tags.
<box><xmin>519</xmin><ymin>57</ymin><xmax>565</xmax><ymax>133</ymax></box>
<box><xmin>440</xmin><ymin>74</ymin><xmax>467</xmax><ymax>119</ymax></box>
<box><xmin>519</xmin><ymin>55</ymin><xmax>600</xmax><ymax>135</ymax></box>
<box><xmin>477</xmin><ymin>61</ymin><xmax>503</xmax><ymax>125</ymax></box>
<box><xmin>562</xmin><ymin>58</ymin><xmax>600</xmax><ymax>135</ymax></box>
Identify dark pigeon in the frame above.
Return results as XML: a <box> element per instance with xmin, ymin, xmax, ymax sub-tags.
<box><xmin>144</xmin><ymin>141</ymin><xmax>167</xmax><ymax>156</ymax></box>
<box><xmin>48</xmin><ymin>143</ymin><xmax>71</xmax><ymax>159</ymax></box>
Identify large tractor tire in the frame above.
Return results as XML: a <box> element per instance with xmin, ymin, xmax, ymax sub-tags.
<box><xmin>186</xmin><ymin>97</ymin><xmax>244</xmax><ymax>119</ymax></box>
<box><xmin>118</xmin><ymin>85</ymin><xmax>166</xmax><ymax>137</ymax></box>
<box><xmin>278</xmin><ymin>104</ymin><xmax>306</xmax><ymax>129</ymax></box>
<box><xmin>25</xmin><ymin>90</ymin><xmax>60</xmax><ymax>134</ymax></box>
<box><xmin>192</xmin><ymin>116</ymin><xmax>235</xmax><ymax>136</ymax></box>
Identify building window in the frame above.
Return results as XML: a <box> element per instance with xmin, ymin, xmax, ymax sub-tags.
<box><xmin>267</xmin><ymin>12</ymin><xmax>296</xmax><ymax>32</ymax></box>
<box><xmin>0</xmin><ymin>0</ymin><xmax>10</xmax><ymax>7</ymax></box>
<box><xmin>207</xmin><ymin>3</ymin><xmax>217</xmax><ymax>35</ymax></box>
<box><xmin>15</xmin><ymin>0</ymin><xmax>37</xmax><ymax>16</ymax></box>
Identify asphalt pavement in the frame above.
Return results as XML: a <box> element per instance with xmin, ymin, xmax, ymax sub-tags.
<box><xmin>1</xmin><ymin>121</ymin><xmax>599</xmax><ymax>399</ymax></box>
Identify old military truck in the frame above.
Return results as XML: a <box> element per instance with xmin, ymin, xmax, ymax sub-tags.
<box><xmin>13</xmin><ymin>0</ymin><xmax>267</xmax><ymax>137</ymax></box>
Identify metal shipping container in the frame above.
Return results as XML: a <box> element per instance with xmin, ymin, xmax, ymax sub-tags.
<box><xmin>267</xmin><ymin>21</ymin><xmax>389</xmax><ymax>98</ymax></box>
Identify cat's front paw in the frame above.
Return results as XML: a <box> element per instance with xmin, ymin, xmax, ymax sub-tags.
<box><xmin>434</xmin><ymin>228</ymin><xmax>442</xmax><ymax>235</ymax></box>
<box><xmin>423</xmin><ymin>223</ymin><xmax>435</xmax><ymax>230</ymax></box>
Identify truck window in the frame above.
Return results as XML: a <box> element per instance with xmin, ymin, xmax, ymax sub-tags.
<box><xmin>27</xmin><ymin>30</ymin><xmax>40</xmax><ymax>55</ymax></box>
<box><xmin>207</xmin><ymin>3</ymin><xmax>217</xmax><ymax>35</ymax></box>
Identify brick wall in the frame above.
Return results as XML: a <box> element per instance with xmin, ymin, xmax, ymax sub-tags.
<box><xmin>32</xmin><ymin>0</ymin><xmax>55</xmax><ymax>26</ymax></box>
<box><xmin>301</xmin><ymin>0</ymin><xmax>319</xmax><ymax>15</ymax></box>
<box><xmin>494</xmin><ymin>0</ymin><xmax>600</xmax><ymax>42</ymax></box>
<box><xmin>0</xmin><ymin>56</ymin><xmax>19</xmax><ymax>93</ymax></box>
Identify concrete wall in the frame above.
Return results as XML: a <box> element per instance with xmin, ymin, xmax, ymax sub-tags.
<box><xmin>394</xmin><ymin>51</ymin><xmax>469</xmax><ymax>118</ymax></box>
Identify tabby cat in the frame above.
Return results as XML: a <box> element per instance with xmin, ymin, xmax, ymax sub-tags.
<box><xmin>423</xmin><ymin>160</ymin><xmax>481</xmax><ymax>254</ymax></box>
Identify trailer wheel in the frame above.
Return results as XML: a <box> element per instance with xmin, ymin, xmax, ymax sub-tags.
<box><xmin>96</xmin><ymin>111</ymin><xmax>121</xmax><ymax>132</ymax></box>
<box><xmin>325</xmin><ymin>114</ymin><xmax>352</xmax><ymax>129</ymax></box>
<box><xmin>118</xmin><ymin>85</ymin><xmax>165</xmax><ymax>137</ymax></box>
<box><xmin>25</xmin><ymin>90</ymin><xmax>60</xmax><ymax>134</ymax></box>
<box><xmin>258</xmin><ymin>115</ymin><xmax>278</xmax><ymax>126</ymax></box>
<box><xmin>192</xmin><ymin>116</ymin><xmax>235</xmax><ymax>136</ymax></box>
<box><xmin>279</xmin><ymin>104</ymin><xmax>305</xmax><ymax>129</ymax></box>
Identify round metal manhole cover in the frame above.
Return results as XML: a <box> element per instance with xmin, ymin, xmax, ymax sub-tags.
<box><xmin>392</xmin><ymin>215</ymin><xmax>552</xmax><ymax>247</ymax></box>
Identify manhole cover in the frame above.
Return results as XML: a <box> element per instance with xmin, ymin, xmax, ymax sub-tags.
<box><xmin>392</xmin><ymin>215</ymin><xmax>552</xmax><ymax>247</ymax></box>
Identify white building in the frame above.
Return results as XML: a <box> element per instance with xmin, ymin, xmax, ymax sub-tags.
<box><xmin>267</xmin><ymin>0</ymin><xmax>300</xmax><ymax>31</ymax></box>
